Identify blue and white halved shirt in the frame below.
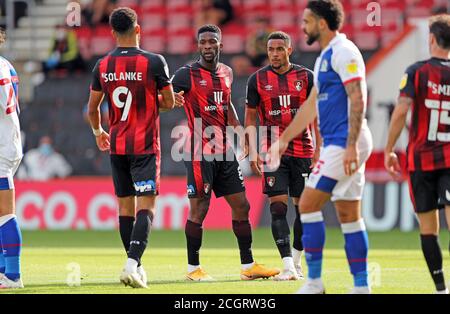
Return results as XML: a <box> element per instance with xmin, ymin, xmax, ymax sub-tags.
<box><xmin>313</xmin><ymin>34</ymin><xmax>367</xmax><ymax>148</ymax></box>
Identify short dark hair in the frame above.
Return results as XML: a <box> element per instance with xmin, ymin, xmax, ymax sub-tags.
<box><xmin>429</xmin><ymin>14</ymin><xmax>450</xmax><ymax>49</ymax></box>
<box><xmin>267</xmin><ymin>31</ymin><xmax>291</xmax><ymax>47</ymax></box>
<box><xmin>0</xmin><ymin>28</ymin><xmax>5</xmax><ymax>46</ymax></box>
<box><xmin>306</xmin><ymin>0</ymin><xmax>345</xmax><ymax>31</ymax></box>
<box><xmin>109</xmin><ymin>7</ymin><xmax>137</xmax><ymax>35</ymax></box>
<box><xmin>197</xmin><ymin>24</ymin><xmax>222</xmax><ymax>40</ymax></box>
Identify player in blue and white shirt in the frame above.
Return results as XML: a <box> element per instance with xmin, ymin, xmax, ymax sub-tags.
<box><xmin>268</xmin><ymin>0</ymin><xmax>373</xmax><ymax>294</ymax></box>
<box><xmin>0</xmin><ymin>30</ymin><xmax>24</xmax><ymax>289</ymax></box>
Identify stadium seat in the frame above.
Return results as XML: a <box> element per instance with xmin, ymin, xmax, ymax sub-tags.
<box><xmin>166</xmin><ymin>0</ymin><xmax>191</xmax><ymax>12</ymax></box>
<box><xmin>140</xmin><ymin>12</ymin><xmax>165</xmax><ymax>32</ymax></box>
<box><xmin>270</xmin><ymin>10</ymin><xmax>296</xmax><ymax>30</ymax></box>
<box><xmin>167</xmin><ymin>12</ymin><xmax>193</xmax><ymax>32</ymax></box>
<box><xmin>91</xmin><ymin>26</ymin><xmax>115</xmax><ymax>57</ymax></box>
<box><xmin>221</xmin><ymin>24</ymin><xmax>245</xmax><ymax>53</ymax></box>
<box><xmin>166</xmin><ymin>29</ymin><xmax>195</xmax><ymax>54</ymax></box>
<box><xmin>270</xmin><ymin>0</ymin><xmax>293</xmax><ymax>10</ymax></box>
<box><xmin>75</xmin><ymin>27</ymin><xmax>92</xmax><ymax>60</ymax></box>
<box><xmin>142</xmin><ymin>30</ymin><xmax>166</xmax><ymax>54</ymax></box>
<box><xmin>353</xmin><ymin>31</ymin><xmax>379</xmax><ymax>50</ymax></box>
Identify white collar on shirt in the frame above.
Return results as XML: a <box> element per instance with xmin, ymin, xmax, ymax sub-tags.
<box><xmin>321</xmin><ymin>33</ymin><xmax>347</xmax><ymax>54</ymax></box>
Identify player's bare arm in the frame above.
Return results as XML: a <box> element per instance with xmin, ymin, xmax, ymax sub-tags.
<box><xmin>384</xmin><ymin>96</ymin><xmax>412</xmax><ymax>178</ymax></box>
<box><xmin>343</xmin><ymin>79</ymin><xmax>365</xmax><ymax>176</ymax></box>
<box><xmin>87</xmin><ymin>89</ymin><xmax>110</xmax><ymax>152</ymax></box>
<box><xmin>312</xmin><ymin>119</ymin><xmax>322</xmax><ymax>168</ymax></box>
<box><xmin>267</xmin><ymin>87</ymin><xmax>317</xmax><ymax>167</ymax></box>
<box><xmin>158</xmin><ymin>85</ymin><xmax>176</xmax><ymax>111</ymax></box>
<box><xmin>243</xmin><ymin>106</ymin><xmax>261</xmax><ymax>174</ymax></box>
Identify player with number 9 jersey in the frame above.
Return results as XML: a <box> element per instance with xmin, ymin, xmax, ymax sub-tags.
<box><xmin>87</xmin><ymin>7</ymin><xmax>176</xmax><ymax>289</ymax></box>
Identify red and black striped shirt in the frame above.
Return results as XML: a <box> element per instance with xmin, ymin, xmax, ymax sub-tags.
<box><xmin>172</xmin><ymin>61</ymin><xmax>233</xmax><ymax>157</ymax></box>
<box><xmin>91</xmin><ymin>47</ymin><xmax>172</xmax><ymax>155</ymax></box>
<box><xmin>246</xmin><ymin>64</ymin><xmax>314</xmax><ymax>158</ymax></box>
<box><xmin>399</xmin><ymin>57</ymin><xmax>450</xmax><ymax>171</ymax></box>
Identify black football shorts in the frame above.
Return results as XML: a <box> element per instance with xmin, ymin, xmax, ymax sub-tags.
<box><xmin>263</xmin><ymin>156</ymin><xmax>312</xmax><ymax>198</ymax></box>
<box><xmin>407</xmin><ymin>168</ymin><xmax>450</xmax><ymax>213</ymax></box>
<box><xmin>184</xmin><ymin>155</ymin><xmax>245</xmax><ymax>199</ymax></box>
<box><xmin>110</xmin><ymin>154</ymin><xmax>159</xmax><ymax>197</ymax></box>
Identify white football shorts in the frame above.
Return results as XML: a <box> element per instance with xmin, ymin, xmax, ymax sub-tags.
<box><xmin>306</xmin><ymin>126</ymin><xmax>373</xmax><ymax>202</ymax></box>
<box><xmin>0</xmin><ymin>156</ymin><xmax>21</xmax><ymax>190</ymax></box>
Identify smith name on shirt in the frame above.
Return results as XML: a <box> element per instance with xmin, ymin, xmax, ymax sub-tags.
<box><xmin>101</xmin><ymin>72</ymin><xmax>143</xmax><ymax>83</ymax></box>
<box><xmin>428</xmin><ymin>81</ymin><xmax>450</xmax><ymax>96</ymax></box>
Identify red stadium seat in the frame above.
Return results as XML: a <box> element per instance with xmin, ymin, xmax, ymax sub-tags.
<box><xmin>140</xmin><ymin>12</ymin><xmax>165</xmax><ymax>32</ymax></box>
<box><xmin>353</xmin><ymin>31</ymin><xmax>379</xmax><ymax>50</ymax></box>
<box><xmin>75</xmin><ymin>27</ymin><xmax>92</xmax><ymax>60</ymax></box>
<box><xmin>167</xmin><ymin>29</ymin><xmax>195</xmax><ymax>54</ymax></box>
<box><xmin>141</xmin><ymin>30</ymin><xmax>166</xmax><ymax>54</ymax></box>
<box><xmin>221</xmin><ymin>24</ymin><xmax>246</xmax><ymax>53</ymax></box>
<box><xmin>167</xmin><ymin>12</ymin><xmax>192</xmax><ymax>32</ymax></box>
<box><xmin>270</xmin><ymin>10</ymin><xmax>296</xmax><ymax>29</ymax></box>
<box><xmin>270</xmin><ymin>0</ymin><xmax>293</xmax><ymax>10</ymax></box>
<box><xmin>166</xmin><ymin>0</ymin><xmax>191</xmax><ymax>12</ymax></box>
<box><xmin>141</xmin><ymin>0</ymin><xmax>164</xmax><ymax>13</ymax></box>
<box><xmin>243</xmin><ymin>0</ymin><xmax>267</xmax><ymax>9</ymax></box>
<box><xmin>91</xmin><ymin>26</ymin><xmax>115</xmax><ymax>56</ymax></box>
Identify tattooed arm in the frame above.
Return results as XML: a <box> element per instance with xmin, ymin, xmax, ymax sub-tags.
<box><xmin>384</xmin><ymin>96</ymin><xmax>412</xmax><ymax>178</ymax></box>
<box><xmin>343</xmin><ymin>79</ymin><xmax>365</xmax><ymax>175</ymax></box>
<box><xmin>345</xmin><ymin>80</ymin><xmax>365</xmax><ymax>146</ymax></box>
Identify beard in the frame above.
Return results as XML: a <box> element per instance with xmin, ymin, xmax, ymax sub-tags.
<box><xmin>202</xmin><ymin>52</ymin><xmax>218</xmax><ymax>63</ymax></box>
<box><xmin>306</xmin><ymin>32</ymin><xmax>319</xmax><ymax>45</ymax></box>
<box><xmin>271</xmin><ymin>63</ymin><xmax>282</xmax><ymax>70</ymax></box>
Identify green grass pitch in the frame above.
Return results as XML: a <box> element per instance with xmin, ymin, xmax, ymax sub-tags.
<box><xmin>2</xmin><ymin>228</ymin><xmax>449</xmax><ymax>294</ymax></box>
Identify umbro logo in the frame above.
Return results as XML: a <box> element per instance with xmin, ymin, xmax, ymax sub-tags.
<box><xmin>199</xmin><ymin>80</ymin><xmax>207</xmax><ymax>87</ymax></box>
<box><xmin>265</xmin><ymin>85</ymin><xmax>273</xmax><ymax>91</ymax></box>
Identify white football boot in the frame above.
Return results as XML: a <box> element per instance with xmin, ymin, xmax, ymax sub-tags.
<box><xmin>295</xmin><ymin>278</ymin><xmax>325</xmax><ymax>294</ymax></box>
<box><xmin>137</xmin><ymin>265</ymin><xmax>148</xmax><ymax>286</ymax></box>
<box><xmin>0</xmin><ymin>276</ymin><xmax>24</xmax><ymax>289</ymax></box>
<box><xmin>295</xmin><ymin>264</ymin><xmax>304</xmax><ymax>279</ymax></box>
<box><xmin>273</xmin><ymin>269</ymin><xmax>300</xmax><ymax>281</ymax></box>
<box><xmin>120</xmin><ymin>269</ymin><xmax>148</xmax><ymax>289</ymax></box>
<box><xmin>349</xmin><ymin>286</ymin><xmax>371</xmax><ymax>294</ymax></box>
<box><xmin>435</xmin><ymin>288</ymin><xmax>449</xmax><ymax>294</ymax></box>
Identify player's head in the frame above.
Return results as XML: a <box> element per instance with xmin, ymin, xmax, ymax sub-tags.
<box><xmin>428</xmin><ymin>14</ymin><xmax>450</xmax><ymax>53</ymax></box>
<box><xmin>197</xmin><ymin>24</ymin><xmax>222</xmax><ymax>63</ymax></box>
<box><xmin>109</xmin><ymin>7</ymin><xmax>140</xmax><ymax>42</ymax></box>
<box><xmin>267</xmin><ymin>31</ymin><xmax>292</xmax><ymax>70</ymax></box>
<box><xmin>302</xmin><ymin>0</ymin><xmax>344</xmax><ymax>45</ymax></box>
<box><xmin>0</xmin><ymin>28</ymin><xmax>5</xmax><ymax>46</ymax></box>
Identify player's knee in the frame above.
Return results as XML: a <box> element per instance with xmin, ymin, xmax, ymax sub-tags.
<box><xmin>189</xmin><ymin>198</ymin><xmax>210</xmax><ymax>223</ymax></box>
<box><xmin>298</xmin><ymin>197</ymin><xmax>315</xmax><ymax>214</ymax></box>
<box><xmin>337</xmin><ymin>211</ymin><xmax>359</xmax><ymax>224</ymax></box>
<box><xmin>236</xmin><ymin>199</ymin><xmax>250</xmax><ymax>215</ymax></box>
<box><xmin>270</xmin><ymin>202</ymin><xmax>287</xmax><ymax>219</ymax></box>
